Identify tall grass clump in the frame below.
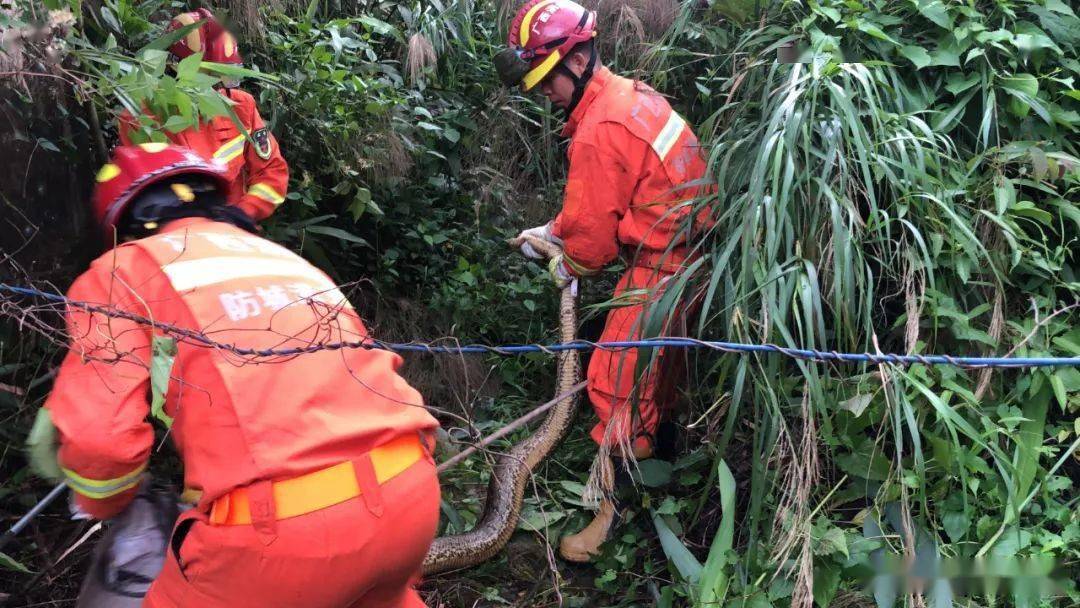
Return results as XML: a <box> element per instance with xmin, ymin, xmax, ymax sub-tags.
<box><xmin>644</xmin><ymin>0</ymin><xmax>1080</xmax><ymax>605</ymax></box>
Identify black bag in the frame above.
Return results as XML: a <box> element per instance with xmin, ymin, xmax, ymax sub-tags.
<box><xmin>76</xmin><ymin>486</ymin><xmax>181</xmax><ymax>607</ymax></box>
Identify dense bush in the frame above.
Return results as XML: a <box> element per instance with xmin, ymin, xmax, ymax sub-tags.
<box><xmin>1</xmin><ymin>0</ymin><xmax>1078</xmax><ymax>606</ymax></box>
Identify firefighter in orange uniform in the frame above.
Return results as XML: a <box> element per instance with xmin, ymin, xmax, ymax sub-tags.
<box><xmin>497</xmin><ymin>0</ymin><xmax>708</xmax><ymax>561</ymax></box>
<box><xmin>119</xmin><ymin>9</ymin><xmax>289</xmax><ymax>222</ymax></box>
<box><xmin>45</xmin><ymin>144</ymin><xmax>439</xmax><ymax>607</ymax></box>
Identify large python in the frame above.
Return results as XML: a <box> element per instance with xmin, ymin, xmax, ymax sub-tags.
<box><xmin>423</xmin><ymin>237</ymin><xmax>581</xmax><ymax>574</ymax></box>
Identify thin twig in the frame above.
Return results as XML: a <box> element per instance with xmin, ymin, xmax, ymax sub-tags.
<box><xmin>1002</xmin><ymin>299</ymin><xmax>1079</xmax><ymax>358</ymax></box>
<box><xmin>436</xmin><ymin>380</ymin><xmax>587</xmax><ymax>474</ymax></box>
<box><xmin>0</xmin><ymin>382</ymin><xmax>25</xmax><ymax>396</ymax></box>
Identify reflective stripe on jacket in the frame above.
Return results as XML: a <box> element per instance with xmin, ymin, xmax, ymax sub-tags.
<box><xmin>45</xmin><ymin>218</ymin><xmax>437</xmax><ymax>519</ymax></box>
<box><xmin>119</xmin><ymin>88</ymin><xmax>290</xmax><ymax>221</ymax></box>
<box><xmin>551</xmin><ymin>67</ymin><xmax>709</xmax><ymax>274</ymax></box>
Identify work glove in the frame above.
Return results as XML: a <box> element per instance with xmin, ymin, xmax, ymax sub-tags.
<box><xmin>26</xmin><ymin>407</ymin><xmax>62</xmax><ymax>482</ymax></box>
<box><xmin>548</xmin><ymin>255</ymin><xmax>579</xmax><ymax>296</ymax></box>
<box><xmin>516</xmin><ymin>222</ymin><xmax>561</xmax><ymax>259</ymax></box>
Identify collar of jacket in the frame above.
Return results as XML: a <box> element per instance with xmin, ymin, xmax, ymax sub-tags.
<box><xmin>158</xmin><ymin>216</ymin><xmax>214</xmax><ymax>234</ymax></box>
<box><xmin>561</xmin><ymin>66</ymin><xmax>614</xmax><ymax>139</ymax></box>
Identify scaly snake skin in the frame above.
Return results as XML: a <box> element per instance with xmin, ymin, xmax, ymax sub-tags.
<box><xmin>422</xmin><ymin>237</ymin><xmax>580</xmax><ymax>574</ymax></box>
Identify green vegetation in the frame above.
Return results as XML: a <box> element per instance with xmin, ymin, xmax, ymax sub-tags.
<box><xmin>1</xmin><ymin>0</ymin><xmax>1078</xmax><ymax>606</ymax></box>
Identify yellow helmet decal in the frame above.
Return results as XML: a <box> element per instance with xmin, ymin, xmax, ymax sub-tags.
<box><xmin>522</xmin><ymin>49</ymin><xmax>562</xmax><ymax>91</ymax></box>
<box><xmin>170</xmin><ymin>183</ymin><xmax>196</xmax><ymax>202</ymax></box>
<box><xmin>174</xmin><ymin>13</ymin><xmax>203</xmax><ymax>52</ymax></box>
<box><xmin>519</xmin><ymin>0</ymin><xmax>557</xmax><ymax>46</ymax></box>
<box><xmin>96</xmin><ymin>163</ymin><xmax>121</xmax><ymax>183</ymax></box>
<box><xmin>139</xmin><ymin>143</ymin><xmax>169</xmax><ymax>153</ymax></box>
<box><xmin>222</xmin><ymin>33</ymin><xmax>237</xmax><ymax>58</ymax></box>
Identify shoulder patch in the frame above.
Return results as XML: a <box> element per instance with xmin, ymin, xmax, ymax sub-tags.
<box><xmin>252</xmin><ymin>127</ymin><xmax>273</xmax><ymax>160</ymax></box>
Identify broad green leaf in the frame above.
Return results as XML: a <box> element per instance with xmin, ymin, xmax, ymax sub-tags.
<box><xmin>1030</xmin><ymin>5</ymin><xmax>1080</xmax><ymax>45</ymax></box>
<box><xmin>976</xmin><ymin>29</ymin><xmax>1014</xmax><ymax>44</ymax></box>
<box><xmin>990</xmin><ymin>527</ymin><xmax>1032</xmax><ymax>556</ymax></box>
<box><xmin>141</xmin><ymin>20</ymin><xmax>202</xmax><ymax>53</ymax></box>
<box><xmin>818</xmin><ymin>525</ymin><xmax>849</xmax><ymax>558</ymax></box>
<box><xmin>1050</xmin><ymin>373</ymin><xmax>1067</xmax><ymax>410</ymax></box>
<box><xmin>517</xmin><ymin>506</ymin><xmax>566</xmax><ymax>531</ymax></box>
<box><xmin>174</xmin><ymin>52</ymin><xmax>202</xmax><ymax>82</ymax></box>
<box><xmin>813</xmin><ymin>563</ymin><xmax>840</xmax><ymax>607</ymax></box>
<box><xmin>698</xmin><ymin>460</ymin><xmax>736</xmax><ymax>605</ymax></box>
<box><xmin>348</xmin><ymin>187</ymin><xmax>372</xmax><ymax>222</ymax></box>
<box><xmin>150</xmin><ymin>336</ymin><xmax>177</xmax><ymax>428</ymax></box>
<box><xmin>929</xmin><ymin>46</ymin><xmax>961</xmax><ymax>67</ymax></box>
<box><xmin>917</xmin><ymin>0</ymin><xmax>953</xmax><ymax>29</ymax></box>
<box><xmin>945</xmin><ymin>73</ymin><xmax>980</xmax><ymax>95</ymax></box>
<box><xmin>652</xmin><ymin>512</ymin><xmax>702</xmax><ymax>584</ymax></box>
<box><xmin>1009</xmin><ymin>202</ymin><xmax>1054</xmax><ymax>225</ymax></box>
<box><xmin>856</xmin><ymin>21</ymin><xmax>897</xmax><ymax>44</ymax></box>
<box><xmin>637</xmin><ymin>459</ymin><xmax>673</xmax><ymax>487</ymax></box>
<box><xmin>994</xmin><ymin>178</ymin><xmax>1016</xmax><ymax>214</ymax></box>
<box><xmin>358</xmin><ymin>16</ymin><xmax>402</xmax><ymax>41</ymax></box>
<box><xmin>942</xmin><ymin>511</ymin><xmax>970</xmax><ymax>542</ymax></box>
<box><xmin>0</xmin><ymin>552</ymin><xmax>31</xmax><ymax>573</ymax></box>
<box><xmin>162</xmin><ymin>115</ymin><xmax>191</xmax><ymax>133</ymax></box>
<box><xmin>199</xmin><ymin>62</ymin><xmax>278</xmax><ymax>83</ymax></box>
<box><xmin>900</xmin><ymin>46</ymin><xmax>932</xmax><ymax>69</ymax></box>
<box><xmin>1013</xmin><ymin>387</ymin><xmax>1049</xmax><ymax>505</ymax></box>
<box><xmin>1046</xmin><ymin>0</ymin><xmax>1076</xmax><ymax>16</ymax></box>
<box><xmin>840</xmin><ymin>393</ymin><xmax>873</xmax><ymax>417</ymax></box>
<box><xmin>305</xmin><ymin>225</ymin><xmax>371</xmax><ymax>247</ymax></box>
<box><xmin>37</xmin><ymin>138</ymin><xmax>60</xmax><ymax>153</ymax></box>
<box><xmin>1011</xmin><ymin>23</ymin><xmax>1062</xmax><ymax>53</ymax></box>
<box><xmin>817</xmin><ymin>6</ymin><xmax>842</xmax><ymax>22</ymax></box>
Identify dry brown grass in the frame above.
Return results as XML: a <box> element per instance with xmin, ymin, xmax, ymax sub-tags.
<box><xmin>406</xmin><ymin>32</ymin><xmax>438</xmax><ymax>84</ymax></box>
<box><xmin>975</xmin><ymin>289</ymin><xmax>1004</xmax><ymax>400</ymax></box>
<box><xmin>768</xmin><ymin>390</ymin><xmax>820</xmax><ymax>608</ymax></box>
<box><xmin>357</xmin><ymin>293</ymin><xmax>501</xmax><ymax>418</ymax></box>
<box><xmin>459</xmin><ymin>89</ymin><xmax>555</xmax><ymax>224</ymax></box>
<box><xmin>903</xmin><ymin>258</ymin><xmax>925</xmax><ymax>355</ymax></box>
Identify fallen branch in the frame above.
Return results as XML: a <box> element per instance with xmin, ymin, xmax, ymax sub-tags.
<box><xmin>436</xmin><ymin>380</ymin><xmax>587</xmax><ymax>474</ymax></box>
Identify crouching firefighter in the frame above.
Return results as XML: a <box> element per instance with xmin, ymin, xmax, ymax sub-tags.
<box><xmin>496</xmin><ymin>0</ymin><xmax>709</xmax><ymax>562</ymax></box>
<box><xmin>42</xmin><ymin>144</ymin><xmax>440</xmax><ymax>607</ymax></box>
<box><xmin>119</xmin><ymin>8</ymin><xmax>289</xmax><ymax>222</ymax></box>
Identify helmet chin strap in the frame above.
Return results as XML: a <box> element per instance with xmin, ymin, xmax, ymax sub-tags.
<box><xmin>554</xmin><ymin>44</ymin><xmax>597</xmax><ymax>117</ymax></box>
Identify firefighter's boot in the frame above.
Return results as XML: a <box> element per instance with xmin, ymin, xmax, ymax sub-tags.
<box><xmin>559</xmin><ymin>496</ymin><xmax>619</xmax><ymax>562</ymax></box>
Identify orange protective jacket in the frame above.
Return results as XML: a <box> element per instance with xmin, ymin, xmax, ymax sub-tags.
<box><xmin>119</xmin><ymin>88</ymin><xmax>289</xmax><ymax>221</ymax></box>
<box><xmin>44</xmin><ymin>218</ymin><xmax>437</xmax><ymax>519</ymax></box>
<box><xmin>551</xmin><ymin>67</ymin><xmax>708</xmax><ymax>275</ymax></box>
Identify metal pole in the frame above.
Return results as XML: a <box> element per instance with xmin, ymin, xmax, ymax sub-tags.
<box><xmin>0</xmin><ymin>482</ymin><xmax>67</xmax><ymax>553</ymax></box>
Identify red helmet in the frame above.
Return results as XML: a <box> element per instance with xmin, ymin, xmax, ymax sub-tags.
<box><xmin>166</xmin><ymin>9</ymin><xmax>242</xmax><ymax>65</ymax></box>
<box><xmin>504</xmin><ymin>0</ymin><xmax>597</xmax><ymax>91</ymax></box>
<box><xmin>93</xmin><ymin>144</ymin><xmax>228</xmax><ymax>240</ymax></box>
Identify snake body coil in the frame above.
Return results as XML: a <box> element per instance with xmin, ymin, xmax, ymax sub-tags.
<box><xmin>423</xmin><ymin>239</ymin><xmax>580</xmax><ymax>574</ymax></box>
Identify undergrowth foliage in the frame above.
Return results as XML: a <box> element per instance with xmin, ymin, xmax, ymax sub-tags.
<box><xmin>1</xmin><ymin>0</ymin><xmax>1078</xmax><ymax>606</ymax></box>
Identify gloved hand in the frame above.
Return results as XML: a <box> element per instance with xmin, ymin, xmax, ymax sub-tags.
<box><xmin>26</xmin><ymin>407</ymin><xmax>62</xmax><ymax>482</ymax></box>
<box><xmin>515</xmin><ymin>222</ymin><xmax>561</xmax><ymax>259</ymax></box>
<box><xmin>548</xmin><ymin>255</ymin><xmax>579</xmax><ymax>295</ymax></box>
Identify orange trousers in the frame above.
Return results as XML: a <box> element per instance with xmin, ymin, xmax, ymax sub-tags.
<box><xmin>143</xmin><ymin>457</ymin><xmax>440</xmax><ymax>608</ymax></box>
<box><xmin>587</xmin><ymin>263</ymin><xmax>684</xmax><ymax>453</ymax></box>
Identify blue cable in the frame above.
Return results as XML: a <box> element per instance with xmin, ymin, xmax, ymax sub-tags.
<box><xmin>2</xmin><ymin>283</ymin><xmax>1078</xmax><ymax>368</ymax></box>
